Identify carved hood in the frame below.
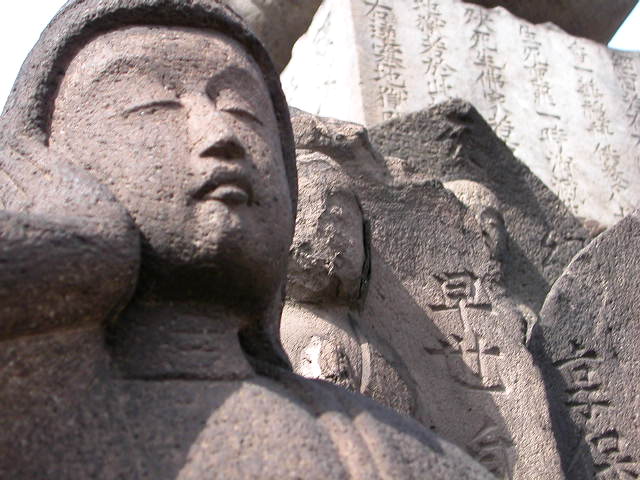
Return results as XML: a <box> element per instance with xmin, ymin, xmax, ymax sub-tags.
<box><xmin>0</xmin><ymin>0</ymin><xmax>297</xmax><ymax>205</ymax></box>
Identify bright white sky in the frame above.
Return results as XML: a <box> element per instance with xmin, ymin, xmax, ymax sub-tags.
<box><xmin>0</xmin><ymin>1</ymin><xmax>638</xmax><ymax>112</ymax></box>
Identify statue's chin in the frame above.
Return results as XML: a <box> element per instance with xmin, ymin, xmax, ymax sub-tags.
<box><xmin>135</xmin><ymin>235</ymin><xmax>285</xmax><ymax>309</ymax></box>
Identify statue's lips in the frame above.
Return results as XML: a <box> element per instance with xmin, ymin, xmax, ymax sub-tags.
<box><xmin>191</xmin><ymin>172</ymin><xmax>253</xmax><ymax>206</ymax></box>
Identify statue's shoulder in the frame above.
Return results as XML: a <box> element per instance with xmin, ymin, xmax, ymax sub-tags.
<box><xmin>256</xmin><ymin>368</ymin><xmax>494</xmax><ymax>479</ymax></box>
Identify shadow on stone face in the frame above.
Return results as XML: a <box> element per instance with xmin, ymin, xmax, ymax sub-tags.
<box><xmin>356</xmin><ymin>179</ymin><xmax>536</xmax><ymax>479</ymax></box>
<box><xmin>362</xmin><ymin>250</ymin><xmax>518</xmax><ymax>479</ymax></box>
<box><xmin>285</xmin><ymin>117</ymin><xmax>514</xmax><ymax>476</ymax></box>
<box><xmin>529</xmin><ymin>332</ymin><xmax>597</xmax><ymax>479</ymax></box>
<box><xmin>369</xmin><ymin>99</ymin><xmax>590</xmax><ymax>313</ymax></box>
<box><xmin>281</xmin><ymin>150</ymin><xmax>418</xmax><ymax>416</ymax></box>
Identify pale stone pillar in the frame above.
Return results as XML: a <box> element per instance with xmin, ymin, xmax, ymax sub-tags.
<box><xmin>282</xmin><ymin>0</ymin><xmax>640</xmax><ymax>226</ymax></box>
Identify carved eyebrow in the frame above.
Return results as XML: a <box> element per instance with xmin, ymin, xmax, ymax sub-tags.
<box><xmin>122</xmin><ymin>99</ymin><xmax>183</xmax><ymax>118</ymax></box>
<box><xmin>206</xmin><ymin>67</ymin><xmax>269</xmax><ymax>127</ymax></box>
<box><xmin>206</xmin><ymin>65</ymin><xmax>265</xmax><ymax>93</ymax></box>
<box><xmin>220</xmin><ymin>106</ymin><xmax>265</xmax><ymax>126</ymax></box>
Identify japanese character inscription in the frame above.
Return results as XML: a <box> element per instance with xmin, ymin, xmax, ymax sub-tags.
<box><xmin>364</xmin><ymin>0</ymin><xmax>408</xmax><ymax>120</ymax></box>
<box><xmin>413</xmin><ymin>0</ymin><xmax>455</xmax><ymax>102</ymax></box>
<box><xmin>425</xmin><ymin>272</ymin><xmax>505</xmax><ymax>393</ymax></box>
<box><xmin>611</xmin><ymin>52</ymin><xmax>640</xmax><ymax>198</ymax></box>
<box><xmin>554</xmin><ymin>341</ymin><xmax>610</xmax><ymax>420</ymax></box>
<box><xmin>569</xmin><ymin>40</ymin><xmax>629</xmax><ymax>217</ymax></box>
<box><xmin>555</xmin><ymin>341</ymin><xmax>639</xmax><ymax>479</ymax></box>
<box><xmin>518</xmin><ymin>25</ymin><xmax>584</xmax><ymax>215</ymax></box>
<box><xmin>464</xmin><ymin>8</ymin><xmax>516</xmax><ymax>149</ymax></box>
<box><xmin>519</xmin><ymin>25</ymin><xmax>555</xmax><ymax>112</ymax></box>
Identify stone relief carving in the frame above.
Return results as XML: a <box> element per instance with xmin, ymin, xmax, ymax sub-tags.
<box><xmin>286</xmin><ymin>108</ymin><xmax>564</xmax><ymax>479</ymax></box>
<box><xmin>281</xmin><ymin>151</ymin><xmax>416</xmax><ymax>415</ymax></box>
<box><xmin>1</xmin><ymin>1</ymin><xmax>637</xmax><ymax>479</ymax></box>
<box><xmin>369</xmin><ymin>100</ymin><xmax>589</xmax><ymax>313</ymax></box>
<box><xmin>0</xmin><ymin>1</ymin><xmax>496</xmax><ymax>479</ymax></box>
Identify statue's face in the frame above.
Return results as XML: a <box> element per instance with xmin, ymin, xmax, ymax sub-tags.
<box><xmin>51</xmin><ymin>27</ymin><xmax>293</xmax><ymax>298</ymax></box>
<box><xmin>287</xmin><ymin>154</ymin><xmax>365</xmax><ymax>303</ymax></box>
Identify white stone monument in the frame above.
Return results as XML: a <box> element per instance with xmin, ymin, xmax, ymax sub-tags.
<box><xmin>463</xmin><ymin>0</ymin><xmax>638</xmax><ymax>43</ymax></box>
<box><xmin>282</xmin><ymin>0</ymin><xmax>640</xmax><ymax>226</ymax></box>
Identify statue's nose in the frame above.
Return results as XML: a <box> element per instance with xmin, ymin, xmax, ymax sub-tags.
<box><xmin>199</xmin><ymin>136</ymin><xmax>245</xmax><ymax>160</ymax></box>
<box><xmin>188</xmin><ymin>99</ymin><xmax>246</xmax><ymax>161</ymax></box>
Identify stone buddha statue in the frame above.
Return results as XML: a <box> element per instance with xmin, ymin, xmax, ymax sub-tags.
<box><xmin>0</xmin><ymin>1</ymin><xmax>493</xmax><ymax>478</ymax></box>
<box><xmin>281</xmin><ymin>151</ymin><xmax>416</xmax><ymax>415</ymax></box>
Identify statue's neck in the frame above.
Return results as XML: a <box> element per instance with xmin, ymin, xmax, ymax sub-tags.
<box><xmin>109</xmin><ymin>299</ymin><xmax>255</xmax><ymax>381</ymax></box>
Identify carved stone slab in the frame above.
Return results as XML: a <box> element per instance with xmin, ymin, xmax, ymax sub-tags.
<box><xmin>282</xmin><ymin>0</ymin><xmax>640</xmax><ymax>226</ymax></box>
<box><xmin>462</xmin><ymin>0</ymin><xmax>638</xmax><ymax>43</ymax></box>
<box><xmin>531</xmin><ymin>211</ymin><xmax>640</xmax><ymax>480</ymax></box>
<box><xmin>286</xmin><ymin>110</ymin><xmax>564</xmax><ymax>479</ymax></box>
<box><xmin>0</xmin><ymin>0</ymin><xmax>497</xmax><ymax>477</ymax></box>
<box><xmin>352</xmin><ymin>175</ymin><xmax>564</xmax><ymax>480</ymax></box>
<box><xmin>369</xmin><ymin>100</ymin><xmax>589</xmax><ymax>312</ymax></box>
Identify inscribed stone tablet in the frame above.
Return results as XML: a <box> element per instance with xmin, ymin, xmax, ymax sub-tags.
<box><xmin>462</xmin><ymin>0</ymin><xmax>638</xmax><ymax>43</ymax></box>
<box><xmin>532</xmin><ymin>212</ymin><xmax>640</xmax><ymax>479</ymax></box>
<box><xmin>282</xmin><ymin>0</ymin><xmax>640</xmax><ymax>226</ymax></box>
<box><xmin>287</xmin><ymin>111</ymin><xmax>564</xmax><ymax>479</ymax></box>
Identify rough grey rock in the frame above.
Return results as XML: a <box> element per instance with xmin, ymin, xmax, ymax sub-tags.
<box><xmin>462</xmin><ymin>0</ymin><xmax>638</xmax><ymax>44</ymax></box>
<box><xmin>0</xmin><ymin>1</ymin><xmax>494</xmax><ymax>478</ymax></box>
<box><xmin>531</xmin><ymin>211</ymin><xmax>640</xmax><ymax>479</ymax></box>
<box><xmin>225</xmin><ymin>0</ymin><xmax>322</xmax><ymax>72</ymax></box>
<box><xmin>288</xmin><ymin>109</ymin><xmax>564</xmax><ymax>479</ymax></box>
<box><xmin>369</xmin><ymin>100</ymin><xmax>589</xmax><ymax>313</ymax></box>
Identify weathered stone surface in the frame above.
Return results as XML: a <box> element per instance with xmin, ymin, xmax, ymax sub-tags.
<box><xmin>462</xmin><ymin>0</ymin><xmax>638</xmax><ymax>43</ymax></box>
<box><xmin>282</xmin><ymin>0</ymin><xmax>640</xmax><ymax>226</ymax></box>
<box><xmin>350</xmin><ymin>176</ymin><xmax>564</xmax><ymax>480</ymax></box>
<box><xmin>287</xmin><ymin>109</ymin><xmax>564</xmax><ymax>479</ymax></box>
<box><xmin>286</xmin><ymin>153</ymin><xmax>367</xmax><ymax>304</ymax></box>
<box><xmin>281</xmin><ymin>151</ymin><xmax>416</xmax><ymax>415</ymax></box>
<box><xmin>531</xmin><ymin>211</ymin><xmax>640</xmax><ymax>479</ymax></box>
<box><xmin>0</xmin><ymin>1</ymin><xmax>494</xmax><ymax>478</ymax></box>
<box><xmin>225</xmin><ymin>0</ymin><xmax>322</xmax><ymax>72</ymax></box>
<box><xmin>369</xmin><ymin>100</ymin><xmax>590</xmax><ymax>312</ymax></box>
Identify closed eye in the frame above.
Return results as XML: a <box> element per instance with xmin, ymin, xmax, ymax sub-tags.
<box><xmin>222</xmin><ymin>107</ymin><xmax>264</xmax><ymax>126</ymax></box>
<box><xmin>122</xmin><ymin>100</ymin><xmax>183</xmax><ymax>118</ymax></box>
